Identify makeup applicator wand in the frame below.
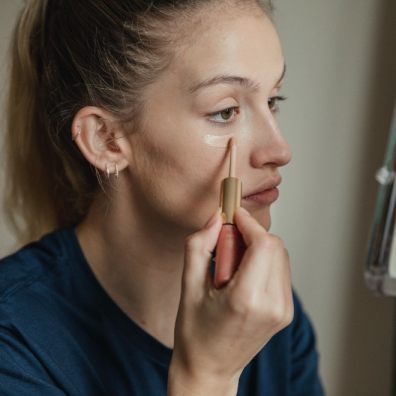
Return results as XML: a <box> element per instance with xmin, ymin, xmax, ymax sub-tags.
<box><xmin>214</xmin><ymin>138</ymin><xmax>245</xmax><ymax>288</ymax></box>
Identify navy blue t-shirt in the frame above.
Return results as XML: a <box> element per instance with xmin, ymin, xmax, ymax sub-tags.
<box><xmin>0</xmin><ymin>227</ymin><xmax>324</xmax><ymax>395</ymax></box>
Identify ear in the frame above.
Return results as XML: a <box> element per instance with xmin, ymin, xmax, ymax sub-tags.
<box><xmin>71</xmin><ymin>107</ymin><xmax>129</xmax><ymax>176</ymax></box>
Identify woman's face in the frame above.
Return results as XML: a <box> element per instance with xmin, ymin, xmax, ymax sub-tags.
<box><xmin>125</xmin><ymin>5</ymin><xmax>291</xmax><ymax>232</ymax></box>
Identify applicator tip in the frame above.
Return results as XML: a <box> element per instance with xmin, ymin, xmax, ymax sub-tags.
<box><xmin>228</xmin><ymin>137</ymin><xmax>237</xmax><ymax>178</ymax></box>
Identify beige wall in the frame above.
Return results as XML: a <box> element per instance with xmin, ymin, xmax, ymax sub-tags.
<box><xmin>0</xmin><ymin>0</ymin><xmax>21</xmax><ymax>253</ymax></box>
<box><xmin>0</xmin><ymin>1</ymin><xmax>395</xmax><ymax>395</ymax></box>
<box><xmin>272</xmin><ymin>0</ymin><xmax>396</xmax><ymax>395</ymax></box>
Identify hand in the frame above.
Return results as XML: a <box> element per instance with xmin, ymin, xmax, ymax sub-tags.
<box><xmin>168</xmin><ymin>207</ymin><xmax>294</xmax><ymax>394</ymax></box>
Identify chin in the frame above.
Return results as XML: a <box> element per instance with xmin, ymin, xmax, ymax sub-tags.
<box><xmin>250</xmin><ymin>207</ymin><xmax>272</xmax><ymax>231</ymax></box>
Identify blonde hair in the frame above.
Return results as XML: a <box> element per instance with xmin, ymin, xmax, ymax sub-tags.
<box><xmin>4</xmin><ymin>0</ymin><xmax>274</xmax><ymax>245</ymax></box>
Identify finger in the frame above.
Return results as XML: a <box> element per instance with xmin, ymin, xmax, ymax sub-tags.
<box><xmin>231</xmin><ymin>233</ymin><xmax>286</xmax><ymax>296</ymax></box>
<box><xmin>182</xmin><ymin>209</ymin><xmax>222</xmax><ymax>294</ymax></box>
<box><xmin>229</xmin><ymin>207</ymin><xmax>271</xmax><ymax>288</ymax></box>
<box><xmin>233</xmin><ymin>207</ymin><xmax>268</xmax><ymax>247</ymax></box>
<box><xmin>230</xmin><ymin>239</ymin><xmax>274</xmax><ymax>293</ymax></box>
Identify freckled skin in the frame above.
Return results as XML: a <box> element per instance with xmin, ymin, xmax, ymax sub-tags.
<box><xmin>123</xmin><ymin>6</ymin><xmax>291</xmax><ymax>233</ymax></box>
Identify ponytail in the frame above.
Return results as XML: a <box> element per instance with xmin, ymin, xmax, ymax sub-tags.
<box><xmin>4</xmin><ymin>1</ymin><xmax>55</xmax><ymax>243</ymax></box>
<box><xmin>4</xmin><ymin>0</ymin><xmax>94</xmax><ymax>244</ymax></box>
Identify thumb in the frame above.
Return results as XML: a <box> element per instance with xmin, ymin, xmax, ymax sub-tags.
<box><xmin>182</xmin><ymin>208</ymin><xmax>222</xmax><ymax>294</ymax></box>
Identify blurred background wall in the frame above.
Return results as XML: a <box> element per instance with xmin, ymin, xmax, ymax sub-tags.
<box><xmin>0</xmin><ymin>0</ymin><xmax>395</xmax><ymax>395</ymax></box>
<box><xmin>272</xmin><ymin>0</ymin><xmax>396</xmax><ymax>395</ymax></box>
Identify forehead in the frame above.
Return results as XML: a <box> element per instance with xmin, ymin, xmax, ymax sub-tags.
<box><xmin>171</xmin><ymin>7</ymin><xmax>284</xmax><ymax>89</ymax></box>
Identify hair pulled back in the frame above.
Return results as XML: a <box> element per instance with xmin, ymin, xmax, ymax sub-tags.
<box><xmin>4</xmin><ymin>0</ymin><xmax>274</xmax><ymax>244</ymax></box>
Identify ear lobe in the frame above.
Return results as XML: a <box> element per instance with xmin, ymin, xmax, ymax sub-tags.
<box><xmin>71</xmin><ymin>106</ymin><xmax>129</xmax><ymax>174</ymax></box>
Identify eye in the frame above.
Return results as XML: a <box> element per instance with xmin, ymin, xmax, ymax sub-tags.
<box><xmin>268</xmin><ymin>95</ymin><xmax>287</xmax><ymax>113</ymax></box>
<box><xmin>208</xmin><ymin>107</ymin><xmax>239</xmax><ymax>124</ymax></box>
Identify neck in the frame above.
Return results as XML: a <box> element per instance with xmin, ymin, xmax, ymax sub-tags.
<box><xmin>76</xmin><ymin>187</ymin><xmax>190</xmax><ymax>349</ymax></box>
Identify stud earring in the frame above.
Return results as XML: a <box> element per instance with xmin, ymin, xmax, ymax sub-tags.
<box><xmin>106</xmin><ymin>164</ymin><xmax>110</xmax><ymax>178</ymax></box>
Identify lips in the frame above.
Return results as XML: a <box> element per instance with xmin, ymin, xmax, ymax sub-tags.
<box><xmin>242</xmin><ymin>177</ymin><xmax>282</xmax><ymax>199</ymax></box>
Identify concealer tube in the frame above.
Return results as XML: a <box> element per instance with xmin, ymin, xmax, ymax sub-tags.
<box><xmin>214</xmin><ymin>138</ymin><xmax>245</xmax><ymax>288</ymax></box>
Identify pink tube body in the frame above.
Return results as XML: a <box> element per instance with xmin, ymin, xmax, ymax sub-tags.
<box><xmin>214</xmin><ymin>224</ymin><xmax>244</xmax><ymax>288</ymax></box>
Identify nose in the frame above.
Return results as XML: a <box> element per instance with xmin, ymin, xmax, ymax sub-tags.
<box><xmin>249</xmin><ymin>112</ymin><xmax>292</xmax><ymax>169</ymax></box>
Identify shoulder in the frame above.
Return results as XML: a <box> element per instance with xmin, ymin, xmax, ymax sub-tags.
<box><xmin>240</xmin><ymin>289</ymin><xmax>324</xmax><ymax>394</ymax></box>
<box><xmin>290</xmin><ymin>289</ymin><xmax>319</xmax><ymax>347</ymax></box>
<box><xmin>291</xmin><ymin>289</ymin><xmax>314</xmax><ymax>331</ymax></box>
<box><xmin>267</xmin><ymin>289</ymin><xmax>317</xmax><ymax>341</ymax></box>
<box><xmin>0</xmin><ymin>228</ymin><xmax>80</xmax><ymax>393</ymax></box>
<box><xmin>0</xmin><ymin>227</ymin><xmax>102</xmax><ymax>394</ymax></box>
<box><xmin>262</xmin><ymin>289</ymin><xmax>318</xmax><ymax>349</ymax></box>
<box><xmin>289</xmin><ymin>289</ymin><xmax>324</xmax><ymax>394</ymax></box>
<box><xmin>0</xmin><ymin>227</ymin><xmax>75</xmax><ymax>304</ymax></box>
<box><xmin>260</xmin><ymin>289</ymin><xmax>324</xmax><ymax>393</ymax></box>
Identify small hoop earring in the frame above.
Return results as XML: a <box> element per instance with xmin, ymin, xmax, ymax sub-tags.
<box><xmin>72</xmin><ymin>125</ymin><xmax>81</xmax><ymax>141</ymax></box>
<box><xmin>115</xmin><ymin>163</ymin><xmax>119</xmax><ymax>178</ymax></box>
<box><xmin>106</xmin><ymin>164</ymin><xmax>110</xmax><ymax>178</ymax></box>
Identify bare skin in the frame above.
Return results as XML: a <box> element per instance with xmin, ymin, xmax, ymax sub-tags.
<box><xmin>73</xmin><ymin>3</ymin><xmax>293</xmax><ymax>393</ymax></box>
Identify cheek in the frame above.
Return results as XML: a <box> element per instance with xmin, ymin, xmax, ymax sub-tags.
<box><xmin>128</xmin><ymin>132</ymin><xmax>228</xmax><ymax>229</ymax></box>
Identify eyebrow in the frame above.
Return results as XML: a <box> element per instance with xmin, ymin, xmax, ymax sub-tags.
<box><xmin>188</xmin><ymin>63</ymin><xmax>286</xmax><ymax>94</ymax></box>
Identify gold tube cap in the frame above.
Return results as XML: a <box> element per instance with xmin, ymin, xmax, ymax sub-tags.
<box><xmin>220</xmin><ymin>177</ymin><xmax>242</xmax><ymax>224</ymax></box>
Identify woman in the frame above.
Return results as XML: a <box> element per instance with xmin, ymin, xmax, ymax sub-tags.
<box><xmin>0</xmin><ymin>0</ymin><xmax>324</xmax><ymax>395</ymax></box>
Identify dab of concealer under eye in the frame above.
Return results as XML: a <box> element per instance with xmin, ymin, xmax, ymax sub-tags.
<box><xmin>203</xmin><ymin>133</ymin><xmax>235</xmax><ymax>148</ymax></box>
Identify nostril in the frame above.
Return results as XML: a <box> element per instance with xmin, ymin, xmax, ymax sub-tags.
<box><xmin>249</xmin><ymin>136</ymin><xmax>292</xmax><ymax>169</ymax></box>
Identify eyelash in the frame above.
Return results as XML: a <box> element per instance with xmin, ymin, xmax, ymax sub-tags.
<box><xmin>268</xmin><ymin>95</ymin><xmax>287</xmax><ymax>112</ymax></box>
<box><xmin>208</xmin><ymin>95</ymin><xmax>287</xmax><ymax>124</ymax></box>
